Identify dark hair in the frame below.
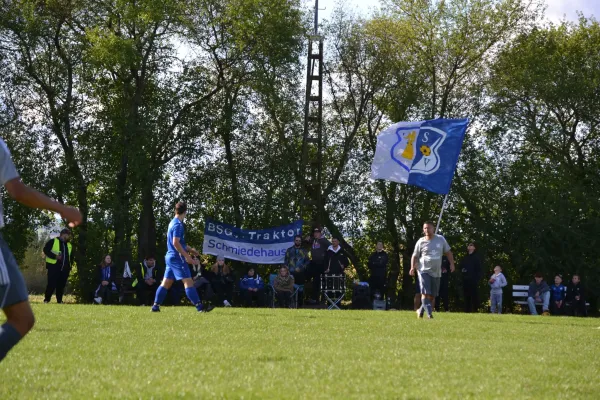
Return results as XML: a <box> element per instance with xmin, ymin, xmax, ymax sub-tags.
<box><xmin>145</xmin><ymin>255</ymin><xmax>156</xmax><ymax>260</ymax></box>
<box><xmin>468</xmin><ymin>242</ymin><xmax>477</xmax><ymax>249</ymax></box>
<box><xmin>175</xmin><ymin>201</ymin><xmax>187</xmax><ymax>215</ymax></box>
<box><xmin>534</xmin><ymin>272</ymin><xmax>543</xmax><ymax>278</ymax></box>
<box><xmin>424</xmin><ymin>221</ymin><xmax>435</xmax><ymax>227</ymax></box>
<box><xmin>60</xmin><ymin>228</ymin><xmax>71</xmax><ymax>235</ymax></box>
<box><xmin>573</xmin><ymin>274</ymin><xmax>580</xmax><ymax>279</ymax></box>
<box><xmin>331</xmin><ymin>237</ymin><xmax>339</xmax><ymax>241</ymax></box>
<box><xmin>555</xmin><ymin>274</ymin><xmax>563</xmax><ymax>279</ymax></box>
<box><xmin>376</xmin><ymin>241</ymin><xmax>383</xmax><ymax>245</ymax></box>
<box><xmin>294</xmin><ymin>235</ymin><xmax>302</xmax><ymax>240</ymax></box>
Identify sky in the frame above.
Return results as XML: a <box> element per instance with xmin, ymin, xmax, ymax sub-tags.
<box><xmin>310</xmin><ymin>0</ymin><xmax>600</xmax><ymax>24</ymax></box>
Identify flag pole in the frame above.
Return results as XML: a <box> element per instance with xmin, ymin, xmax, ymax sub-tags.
<box><xmin>435</xmin><ymin>193</ymin><xmax>449</xmax><ymax>234</ymax></box>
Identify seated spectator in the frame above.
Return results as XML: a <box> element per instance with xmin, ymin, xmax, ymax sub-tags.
<box><xmin>566</xmin><ymin>274</ymin><xmax>587</xmax><ymax>317</ymax></box>
<box><xmin>273</xmin><ymin>266</ymin><xmax>295</xmax><ymax>308</ymax></box>
<box><xmin>527</xmin><ymin>272</ymin><xmax>550</xmax><ymax>316</ymax></box>
<box><xmin>210</xmin><ymin>255</ymin><xmax>235</xmax><ymax>307</ymax></box>
<box><xmin>324</xmin><ymin>238</ymin><xmax>349</xmax><ymax>274</ymax></box>
<box><xmin>94</xmin><ymin>255</ymin><xmax>118</xmax><ymax>305</ymax></box>
<box><xmin>240</xmin><ymin>267</ymin><xmax>265</xmax><ymax>307</ymax></box>
<box><xmin>190</xmin><ymin>262</ymin><xmax>215</xmax><ymax>305</ymax></box>
<box><xmin>549</xmin><ymin>274</ymin><xmax>567</xmax><ymax>315</ymax></box>
<box><xmin>134</xmin><ymin>256</ymin><xmax>162</xmax><ymax>306</ymax></box>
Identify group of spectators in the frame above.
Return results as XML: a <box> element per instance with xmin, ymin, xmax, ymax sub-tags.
<box><xmin>40</xmin><ymin>228</ymin><xmax>588</xmax><ymax>316</ymax></box>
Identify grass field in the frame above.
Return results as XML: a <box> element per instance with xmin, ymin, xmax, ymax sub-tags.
<box><xmin>1</xmin><ymin>303</ymin><xmax>599</xmax><ymax>399</ymax></box>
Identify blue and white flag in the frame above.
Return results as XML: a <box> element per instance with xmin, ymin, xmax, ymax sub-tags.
<box><xmin>371</xmin><ymin>118</ymin><xmax>468</xmax><ymax>194</ymax></box>
<box><xmin>202</xmin><ymin>217</ymin><xmax>304</xmax><ymax>264</ymax></box>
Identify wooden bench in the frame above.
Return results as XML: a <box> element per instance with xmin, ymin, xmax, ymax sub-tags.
<box><xmin>512</xmin><ymin>285</ymin><xmax>590</xmax><ymax>313</ymax></box>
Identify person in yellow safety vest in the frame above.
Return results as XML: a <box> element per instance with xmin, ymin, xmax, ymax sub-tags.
<box><xmin>42</xmin><ymin>228</ymin><xmax>73</xmax><ymax>304</ymax></box>
<box><xmin>133</xmin><ymin>256</ymin><xmax>162</xmax><ymax>306</ymax></box>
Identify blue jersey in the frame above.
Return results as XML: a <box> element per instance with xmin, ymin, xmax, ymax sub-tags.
<box><xmin>166</xmin><ymin>217</ymin><xmax>186</xmax><ymax>265</ymax></box>
<box><xmin>550</xmin><ymin>284</ymin><xmax>567</xmax><ymax>301</ymax></box>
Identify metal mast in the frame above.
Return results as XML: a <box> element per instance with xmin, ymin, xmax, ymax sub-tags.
<box><xmin>299</xmin><ymin>0</ymin><xmax>324</xmax><ymax>228</ymax></box>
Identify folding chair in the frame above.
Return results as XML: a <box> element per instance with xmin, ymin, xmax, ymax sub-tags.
<box><xmin>290</xmin><ymin>284</ymin><xmax>304</xmax><ymax>308</ymax></box>
<box><xmin>321</xmin><ymin>274</ymin><xmax>345</xmax><ymax>310</ymax></box>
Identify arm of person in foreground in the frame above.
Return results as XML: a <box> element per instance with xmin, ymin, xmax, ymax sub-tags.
<box><xmin>5</xmin><ymin>177</ymin><xmax>82</xmax><ymax>226</ymax></box>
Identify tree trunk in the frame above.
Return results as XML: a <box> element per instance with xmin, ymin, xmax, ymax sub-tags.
<box><xmin>137</xmin><ymin>178</ymin><xmax>157</xmax><ymax>260</ymax></box>
<box><xmin>222</xmin><ymin>88</ymin><xmax>243</xmax><ymax>227</ymax></box>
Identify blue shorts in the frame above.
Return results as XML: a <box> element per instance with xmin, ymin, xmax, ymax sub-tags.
<box><xmin>0</xmin><ymin>234</ymin><xmax>29</xmax><ymax>308</ymax></box>
<box><xmin>418</xmin><ymin>272</ymin><xmax>440</xmax><ymax>297</ymax></box>
<box><xmin>164</xmin><ymin>256</ymin><xmax>191</xmax><ymax>281</ymax></box>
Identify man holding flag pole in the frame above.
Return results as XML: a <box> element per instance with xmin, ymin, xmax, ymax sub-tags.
<box><xmin>371</xmin><ymin>117</ymin><xmax>468</xmax><ymax>316</ymax></box>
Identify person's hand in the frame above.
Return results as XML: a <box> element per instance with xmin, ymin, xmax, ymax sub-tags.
<box><xmin>575</xmin><ymin>296</ymin><xmax>580</xmax><ymax>301</ymax></box>
<box><xmin>450</xmin><ymin>263</ymin><xmax>455</xmax><ymax>273</ymax></box>
<box><xmin>102</xmin><ymin>280</ymin><xmax>108</xmax><ymax>286</ymax></box>
<box><xmin>409</xmin><ymin>267</ymin><xmax>415</xmax><ymax>276</ymax></box>
<box><xmin>57</xmin><ymin>253</ymin><xmax>63</xmax><ymax>261</ymax></box>
<box><xmin>185</xmin><ymin>255</ymin><xmax>198</xmax><ymax>265</ymax></box>
<box><xmin>59</xmin><ymin>205</ymin><xmax>83</xmax><ymax>227</ymax></box>
<box><xmin>189</xmin><ymin>247</ymin><xmax>199</xmax><ymax>256</ymax></box>
<box><xmin>535</xmin><ymin>291</ymin><xmax>539</xmax><ymax>297</ymax></box>
<box><xmin>558</xmin><ymin>301</ymin><xmax>563</xmax><ymax>308</ymax></box>
<box><xmin>489</xmin><ymin>278</ymin><xmax>495</xmax><ymax>284</ymax></box>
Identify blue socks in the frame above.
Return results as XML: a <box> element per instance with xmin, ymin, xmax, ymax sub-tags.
<box><xmin>0</xmin><ymin>323</ymin><xmax>22</xmax><ymax>362</ymax></box>
<box><xmin>185</xmin><ymin>287</ymin><xmax>202</xmax><ymax>311</ymax></box>
<box><xmin>153</xmin><ymin>285</ymin><xmax>168</xmax><ymax>308</ymax></box>
<box><xmin>152</xmin><ymin>285</ymin><xmax>202</xmax><ymax>311</ymax></box>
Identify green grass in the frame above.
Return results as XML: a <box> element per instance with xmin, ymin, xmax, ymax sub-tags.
<box><xmin>1</xmin><ymin>304</ymin><xmax>599</xmax><ymax>399</ymax></box>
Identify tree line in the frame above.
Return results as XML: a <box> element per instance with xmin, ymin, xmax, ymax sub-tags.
<box><xmin>1</xmin><ymin>0</ymin><xmax>598</xmax><ymax>310</ymax></box>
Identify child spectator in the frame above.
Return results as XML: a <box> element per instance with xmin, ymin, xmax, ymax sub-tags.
<box><xmin>240</xmin><ymin>267</ymin><xmax>265</xmax><ymax>307</ymax></box>
<box><xmin>527</xmin><ymin>272</ymin><xmax>550</xmax><ymax>316</ymax></box>
<box><xmin>94</xmin><ymin>255</ymin><xmax>118</xmax><ymax>305</ymax></box>
<box><xmin>549</xmin><ymin>274</ymin><xmax>567</xmax><ymax>315</ymax></box>
<box><xmin>273</xmin><ymin>266</ymin><xmax>295</xmax><ymax>308</ymax></box>
<box><xmin>566</xmin><ymin>275</ymin><xmax>587</xmax><ymax>317</ymax></box>
<box><xmin>489</xmin><ymin>265</ymin><xmax>507</xmax><ymax>314</ymax></box>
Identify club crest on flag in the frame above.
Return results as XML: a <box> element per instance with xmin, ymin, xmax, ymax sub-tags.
<box><xmin>391</xmin><ymin>126</ymin><xmax>446</xmax><ymax>175</ymax></box>
<box><xmin>371</xmin><ymin>118</ymin><xmax>469</xmax><ymax>195</ymax></box>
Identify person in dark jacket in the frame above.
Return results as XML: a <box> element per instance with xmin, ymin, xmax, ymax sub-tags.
<box><xmin>325</xmin><ymin>238</ymin><xmax>349</xmax><ymax>274</ymax></box>
<box><xmin>93</xmin><ymin>255</ymin><xmax>118</xmax><ymax>305</ymax></box>
<box><xmin>134</xmin><ymin>256</ymin><xmax>162</xmax><ymax>306</ymax></box>
<box><xmin>43</xmin><ymin>228</ymin><xmax>73</xmax><ymax>304</ymax></box>
<box><xmin>549</xmin><ymin>274</ymin><xmax>567</xmax><ymax>315</ymax></box>
<box><xmin>209</xmin><ymin>255</ymin><xmax>235</xmax><ymax>307</ymax></box>
<box><xmin>305</xmin><ymin>227</ymin><xmax>330</xmax><ymax>303</ymax></box>
<box><xmin>566</xmin><ymin>274</ymin><xmax>587</xmax><ymax>317</ymax></box>
<box><xmin>459</xmin><ymin>242</ymin><xmax>482</xmax><ymax>313</ymax></box>
<box><xmin>240</xmin><ymin>267</ymin><xmax>265</xmax><ymax>307</ymax></box>
<box><xmin>367</xmin><ymin>241</ymin><xmax>388</xmax><ymax>299</ymax></box>
<box><xmin>527</xmin><ymin>272</ymin><xmax>550</xmax><ymax>315</ymax></box>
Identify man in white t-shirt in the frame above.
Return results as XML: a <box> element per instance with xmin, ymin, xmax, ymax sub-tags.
<box><xmin>410</xmin><ymin>221</ymin><xmax>455</xmax><ymax>319</ymax></box>
<box><xmin>0</xmin><ymin>138</ymin><xmax>81</xmax><ymax>362</ymax></box>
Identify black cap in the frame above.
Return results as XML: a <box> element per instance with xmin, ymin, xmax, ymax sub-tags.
<box><xmin>60</xmin><ymin>228</ymin><xmax>72</xmax><ymax>235</ymax></box>
<box><xmin>313</xmin><ymin>227</ymin><xmax>321</xmax><ymax>232</ymax></box>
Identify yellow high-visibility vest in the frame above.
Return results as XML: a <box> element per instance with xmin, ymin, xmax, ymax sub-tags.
<box><xmin>45</xmin><ymin>238</ymin><xmax>72</xmax><ymax>264</ymax></box>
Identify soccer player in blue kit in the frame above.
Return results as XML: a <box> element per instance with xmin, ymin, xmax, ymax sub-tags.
<box><xmin>151</xmin><ymin>201</ymin><xmax>213</xmax><ymax>313</ymax></box>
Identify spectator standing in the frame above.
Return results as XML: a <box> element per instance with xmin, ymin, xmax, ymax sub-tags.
<box><xmin>305</xmin><ymin>227</ymin><xmax>330</xmax><ymax>304</ymax></box>
<box><xmin>43</xmin><ymin>228</ymin><xmax>73</xmax><ymax>304</ymax></box>
<box><xmin>488</xmin><ymin>265</ymin><xmax>507</xmax><ymax>314</ymax></box>
<box><xmin>566</xmin><ymin>274</ymin><xmax>587</xmax><ymax>317</ymax></box>
<box><xmin>284</xmin><ymin>235</ymin><xmax>309</xmax><ymax>285</ymax></box>
<box><xmin>324</xmin><ymin>238</ymin><xmax>349</xmax><ymax>274</ymax></box>
<box><xmin>460</xmin><ymin>242</ymin><xmax>482</xmax><ymax>313</ymax></box>
<box><xmin>367</xmin><ymin>241</ymin><xmax>388</xmax><ymax>299</ymax></box>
